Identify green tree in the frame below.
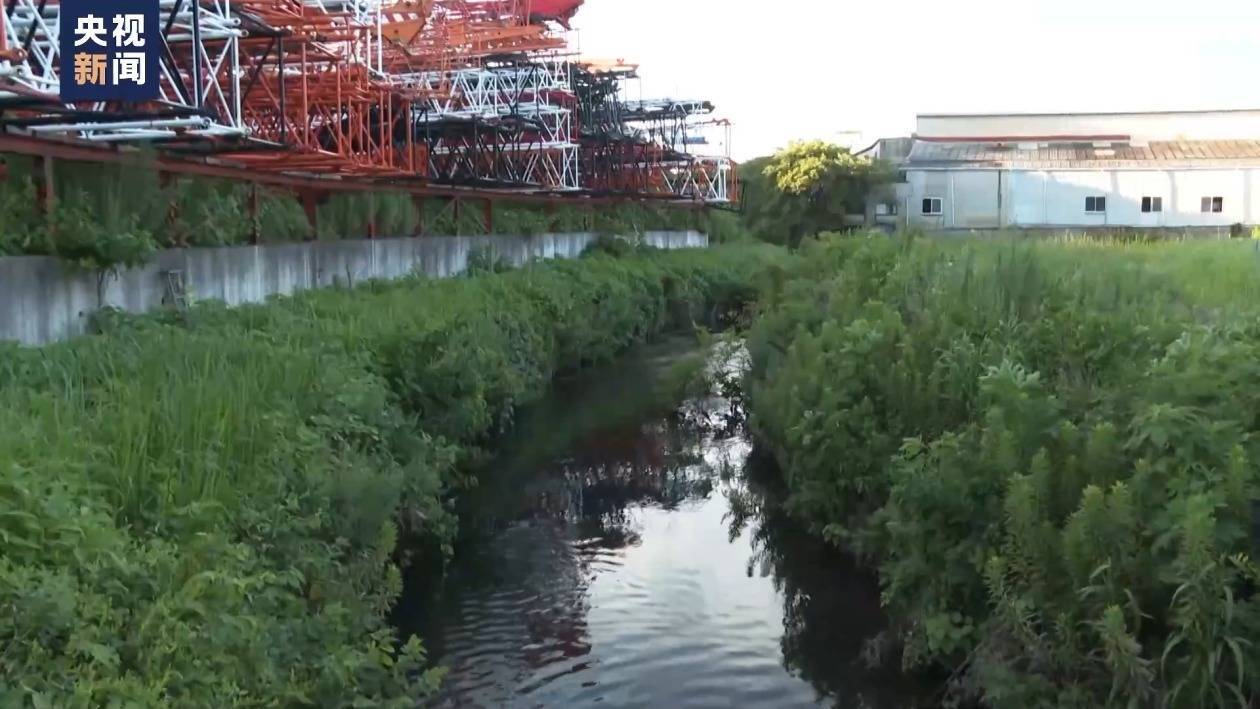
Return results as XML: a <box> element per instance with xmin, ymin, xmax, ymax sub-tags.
<box><xmin>742</xmin><ymin>141</ymin><xmax>889</xmax><ymax>248</ymax></box>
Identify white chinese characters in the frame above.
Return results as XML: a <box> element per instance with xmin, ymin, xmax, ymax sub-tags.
<box><xmin>69</xmin><ymin>11</ymin><xmax>149</xmax><ymax>89</ymax></box>
<box><xmin>112</xmin><ymin>14</ymin><xmax>145</xmax><ymax>47</ymax></box>
<box><xmin>113</xmin><ymin>52</ymin><xmax>145</xmax><ymax>85</ymax></box>
<box><xmin>73</xmin><ymin>15</ymin><xmax>108</xmax><ymax>47</ymax></box>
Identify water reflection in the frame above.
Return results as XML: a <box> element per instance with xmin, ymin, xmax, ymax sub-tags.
<box><xmin>399</xmin><ymin>337</ymin><xmax>931</xmax><ymax>708</ymax></box>
<box><xmin>726</xmin><ymin>452</ymin><xmax>934</xmax><ymax>708</ymax></box>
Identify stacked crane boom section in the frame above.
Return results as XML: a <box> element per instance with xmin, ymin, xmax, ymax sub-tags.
<box><xmin>0</xmin><ymin>0</ymin><xmax>736</xmax><ymax>203</ymax></box>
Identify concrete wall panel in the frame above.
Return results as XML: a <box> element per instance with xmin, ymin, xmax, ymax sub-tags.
<box><xmin>0</xmin><ymin>231</ymin><xmax>706</xmax><ymax>346</ymax></box>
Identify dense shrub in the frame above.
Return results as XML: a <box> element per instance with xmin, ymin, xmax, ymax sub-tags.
<box><xmin>0</xmin><ymin>171</ymin><xmax>43</xmax><ymax>256</ymax></box>
<box><xmin>164</xmin><ymin>178</ymin><xmax>252</xmax><ymax>247</ymax></box>
<box><xmin>318</xmin><ymin>192</ymin><xmax>419</xmax><ymax>240</ymax></box>
<box><xmin>746</xmin><ymin>234</ymin><xmax>1260</xmax><ymax>707</ymax></box>
<box><xmin>257</xmin><ymin>187</ymin><xmax>313</xmax><ymax>242</ymax></box>
<box><xmin>0</xmin><ymin>154</ymin><xmax>729</xmax><ymax>262</ymax></box>
<box><xmin>0</xmin><ymin>244</ymin><xmax>783</xmax><ymax>706</ymax></box>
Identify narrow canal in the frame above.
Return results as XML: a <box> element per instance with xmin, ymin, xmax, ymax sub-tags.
<box><xmin>395</xmin><ymin>337</ymin><xmax>927</xmax><ymax>708</ymax></box>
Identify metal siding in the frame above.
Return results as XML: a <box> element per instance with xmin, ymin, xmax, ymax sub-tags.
<box><xmin>1044</xmin><ymin>171</ymin><xmax>1112</xmax><ymax>226</ymax></box>
<box><xmin>905</xmin><ymin>170</ymin><xmax>951</xmax><ymax>229</ymax></box>
<box><xmin>1249</xmin><ymin>170</ymin><xmax>1260</xmax><ymax>225</ymax></box>
<box><xmin>906</xmin><ymin>139</ymin><xmax>1260</xmax><ymax>170</ymax></box>
<box><xmin>1010</xmin><ymin>171</ymin><xmax>1047</xmax><ymax>226</ymax></box>
<box><xmin>907</xmin><ymin>166</ymin><xmax>1260</xmax><ymax>230</ymax></box>
<box><xmin>916</xmin><ymin>111</ymin><xmax>1260</xmax><ymax>142</ymax></box>
<box><xmin>1169</xmin><ymin>170</ymin><xmax>1246</xmax><ymax>226</ymax></box>
<box><xmin>1112</xmin><ymin>171</ymin><xmax>1170</xmax><ymax>227</ymax></box>
<box><xmin>949</xmin><ymin>171</ymin><xmax>1001</xmax><ymax>228</ymax></box>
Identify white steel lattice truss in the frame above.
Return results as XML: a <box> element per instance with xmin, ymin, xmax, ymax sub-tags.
<box><xmin>400</xmin><ymin>61</ymin><xmax>579</xmax><ymax>190</ymax></box>
<box><xmin>662</xmin><ymin>157</ymin><xmax>732</xmax><ymax>203</ymax></box>
<box><xmin>621</xmin><ymin>98</ymin><xmax>732</xmax><ymax>204</ymax></box>
<box><xmin>1</xmin><ymin>0</ymin><xmax>244</xmax><ymax>141</ymax></box>
<box><xmin>0</xmin><ymin>3</ymin><xmax>733</xmax><ymax>203</ymax></box>
<box><xmin>308</xmin><ymin>0</ymin><xmax>386</xmax><ymax>72</ymax></box>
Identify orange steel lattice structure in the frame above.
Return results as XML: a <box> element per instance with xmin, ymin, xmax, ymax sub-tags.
<box><xmin>0</xmin><ymin>0</ymin><xmax>736</xmax><ymax>204</ymax></box>
<box><xmin>223</xmin><ymin>0</ymin><xmax>421</xmax><ymax>175</ymax></box>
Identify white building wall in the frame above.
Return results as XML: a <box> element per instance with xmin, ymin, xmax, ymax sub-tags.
<box><xmin>1009</xmin><ymin>171</ymin><xmax>1046</xmax><ymax>225</ymax></box>
<box><xmin>1250</xmin><ymin>171</ymin><xmax>1260</xmax><ymax>225</ymax></box>
<box><xmin>1042</xmin><ymin>171</ymin><xmax>1113</xmax><ymax>227</ymax></box>
<box><xmin>1110</xmin><ymin>171</ymin><xmax>1173</xmax><ymax>227</ymax></box>
<box><xmin>1168</xmin><ymin>170</ymin><xmax>1248</xmax><ymax>226</ymax></box>
<box><xmin>951</xmin><ymin>171</ymin><xmax>1001</xmax><ymax>228</ymax></box>
<box><xmin>906</xmin><ymin>167</ymin><xmax>1260</xmax><ymax>229</ymax></box>
<box><xmin>905</xmin><ymin>170</ymin><xmax>950</xmax><ymax>229</ymax></box>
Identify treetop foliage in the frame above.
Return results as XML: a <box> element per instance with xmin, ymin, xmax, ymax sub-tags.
<box><xmin>739</xmin><ymin>140</ymin><xmax>892</xmax><ymax>248</ymax></box>
<box><xmin>763</xmin><ymin>139</ymin><xmax>878</xmax><ymax>196</ymax></box>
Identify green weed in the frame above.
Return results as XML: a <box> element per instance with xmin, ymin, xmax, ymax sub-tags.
<box><xmin>746</xmin><ymin>233</ymin><xmax>1260</xmax><ymax>707</ymax></box>
<box><xmin>0</xmin><ymin>244</ymin><xmax>784</xmax><ymax>705</ymax></box>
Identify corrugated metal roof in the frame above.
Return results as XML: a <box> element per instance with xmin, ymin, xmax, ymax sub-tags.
<box><xmin>917</xmin><ymin>109</ymin><xmax>1260</xmax><ymax>118</ymax></box>
<box><xmin>904</xmin><ymin>139</ymin><xmax>1260</xmax><ymax>169</ymax></box>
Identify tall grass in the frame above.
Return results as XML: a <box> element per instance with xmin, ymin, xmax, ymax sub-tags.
<box><xmin>0</xmin><ymin>244</ymin><xmax>786</xmax><ymax>706</ymax></box>
<box><xmin>747</xmin><ymin>233</ymin><xmax>1260</xmax><ymax>708</ymax></box>
<box><xmin>0</xmin><ymin>157</ymin><xmax>724</xmax><ymax>260</ymax></box>
<box><xmin>317</xmin><ymin>192</ymin><xmax>419</xmax><ymax>239</ymax></box>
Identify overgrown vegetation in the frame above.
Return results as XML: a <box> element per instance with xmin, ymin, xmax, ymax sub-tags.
<box><xmin>0</xmin><ymin>157</ymin><xmax>733</xmax><ymax>268</ymax></box>
<box><xmin>736</xmin><ymin>141</ymin><xmax>891</xmax><ymax>248</ymax></box>
<box><xmin>746</xmin><ymin>234</ymin><xmax>1260</xmax><ymax>707</ymax></box>
<box><xmin>0</xmin><ymin>156</ymin><xmax>311</xmax><ymax>263</ymax></box>
<box><xmin>0</xmin><ymin>244</ymin><xmax>783</xmax><ymax>706</ymax></box>
<box><xmin>317</xmin><ymin>192</ymin><xmax>418</xmax><ymax>240</ymax></box>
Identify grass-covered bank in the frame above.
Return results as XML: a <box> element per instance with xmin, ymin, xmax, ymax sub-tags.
<box><xmin>744</xmin><ymin>235</ymin><xmax>1260</xmax><ymax>708</ymax></box>
<box><xmin>0</xmin><ymin>244</ymin><xmax>785</xmax><ymax>707</ymax></box>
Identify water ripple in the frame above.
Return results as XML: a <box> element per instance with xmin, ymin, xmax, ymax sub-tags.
<box><xmin>415</xmin><ymin>341</ymin><xmax>927</xmax><ymax>708</ymax></box>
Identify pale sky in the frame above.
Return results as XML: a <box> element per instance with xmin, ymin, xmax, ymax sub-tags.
<box><xmin>572</xmin><ymin>0</ymin><xmax>1260</xmax><ymax>160</ymax></box>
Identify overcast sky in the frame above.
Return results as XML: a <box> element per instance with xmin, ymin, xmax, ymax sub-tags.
<box><xmin>571</xmin><ymin>0</ymin><xmax>1260</xmax><ymax>160</ymax></box>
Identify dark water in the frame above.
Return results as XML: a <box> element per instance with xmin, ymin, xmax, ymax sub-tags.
<box><xmin>396</xmin><ymin>337</ymin><xmax>928</xmax><ymax>708</ymax></box>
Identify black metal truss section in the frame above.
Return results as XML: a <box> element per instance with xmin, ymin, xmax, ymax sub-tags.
<box><xmin>415</xmin><ymin>112</ymin><xmax>555</xmax><ymax>188</ymax></box>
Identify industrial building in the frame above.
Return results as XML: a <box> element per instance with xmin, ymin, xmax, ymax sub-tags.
<box><xmin>887</xmin><ymin>109</ymin><xmax>1260</xmax><ymax>231</ymax></box>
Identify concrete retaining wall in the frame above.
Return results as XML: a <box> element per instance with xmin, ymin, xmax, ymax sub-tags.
<box><xmin>0</xmin><ymin>230</ymin><xmax>707</xmax><ymax>346</ymax></box>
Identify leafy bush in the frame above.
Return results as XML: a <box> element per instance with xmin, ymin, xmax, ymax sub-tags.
<box><xmin>164</xmin><ymin>178</ymin><xmax>252</xmax><ymax>247</ymax></box>
<box><xmin>318</xmin><ymin>192</ymin><xmax>418</xmax><ymax>240</ymax></box>
<box><xmin>0</xmin><ymin>165</ymin><xmax>44</xmax><ymax>256</ymax></box>
<box><xmin>746</xmin><ymin>234</ymin><xmax>1260</xmax><ymax>707</ymax></box>
<box><xmin>256</xmin><ymin>188</ymin><xmax>312</xmax><ymax>243</ymax></box>
<box><xmin>45</xmin><ymin>195</ymin><xmax>158</xmax><ymax>272</ymax></box>
<box><xmin>0</xmin><ymin>155</ymin><xmax>731</xmax><ymax>264</ymax></box>
<box><xmin>0</xmin><ymin>244</ymin><xmax>784</xmax><ymax>706</ymax></box>
<box><xmin>734</xmin><ymin>142</ymin><xmax>894</xmax><ymax>248</ymax></box>
<box><xmin>465</xmin><ymin>245</ymin><xmax>513</xmax><ymax>275</ymax></box>
<box><xmin>701</xmin><ymin>208</ymin><xmax>752</xmax><ymax>243</ymax></box>
<box><xmin>491</xmin><ymin>203</ymin><xmax>551</xmax><ymax>235</ymax></box>
<box><xmin>582</xmin><ymin>233</ymin><xmax>637</xmax><ymax>258</ymax></box>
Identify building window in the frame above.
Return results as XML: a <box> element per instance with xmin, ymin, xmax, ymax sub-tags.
<box><xmin>922</xmin><ymin>197</ymin><xmax>943</xmax><ymax>215</ymax></box>
<box><xmin>1085</xmin><ymin>196</ymin><xmax>1107</xmax><ymax>213</ymax></box>
<box><xmin>1141</xmin><ymin>196</ymin><xmax>1163</xmax><ymax>213</ymax></box>
<box><xmin>1201</xmin><ymin>196</ymin><xmax>1224</xmax><ymax>213</ymax></box>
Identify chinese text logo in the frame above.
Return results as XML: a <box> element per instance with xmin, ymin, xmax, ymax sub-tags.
<box><xmin>59</xmin><ymin>0</ymin><xmax>159</xmax><ymax>101</ymax></box>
